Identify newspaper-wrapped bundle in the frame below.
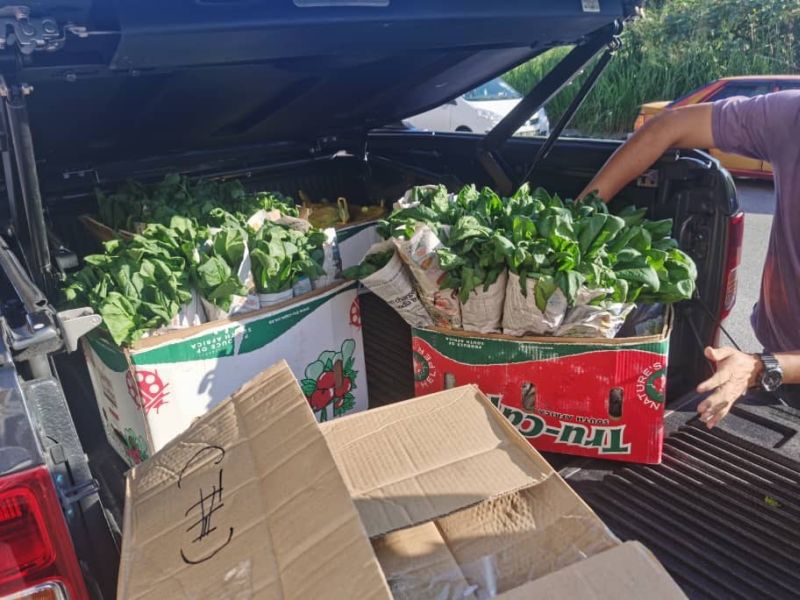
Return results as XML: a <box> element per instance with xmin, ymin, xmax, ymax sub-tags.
<box><xmin>257</xmin><ymin>211</ymin><xmax>341</xmax><ymax>290</ymax></box>
<box><xmin>394</xmin><ymin>225</ymin><xmax>462</xmax><ymax>328</ymax></box>
<box><xmin>555</xmin><ymin>287</ymin><xmax>635</xmax><ymax>338</ymax></box>
<box><xmin>393</xmin><ymin>184</ymin><xmax>446</xmax><ymax>211</ymax></box>
<box><xmin>356</xmin><ymin>241</ymin><xmax>434</xmax><ymax>328</ymax></box>
<box><xmin>171</xmin><ymin>289</ymin><xmax>207</xmax><ymax>329</ymax></box>
<box><xmin>202</xmin><ymin>294</ymin><xmax>260</xmax><ymax>321</ymax></box>
<box><xmin>312</xmin><ymin>227</ymin><xmax>342</xmax><ymax>289</ymax></box>
<box><xmin>461</xmin><ymin>269</ymin><xmax>507</xmax><ymax>334</ymax></box>
<box><xmin>200</xmin><ymin>227</ymin><xmax>260</xmax><ymax>321</ymax></box>
<box><xmin>502</xmin><ymin>273</ymin><xmax>567</xmax><ymax>336</ymax></box>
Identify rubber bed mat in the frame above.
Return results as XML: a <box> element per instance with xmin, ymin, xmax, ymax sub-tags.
<box><xmin>568</xmin><ymin>421</ymin><xmax>800</xmax><ymax>600</ymax></box>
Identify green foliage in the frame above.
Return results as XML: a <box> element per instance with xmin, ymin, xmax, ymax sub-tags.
<box><xmin>249</xmin><ymin>223</ymin><xmax>326</xmax><ymax>293</ymax></box>
<box><xmin>62</xmin><ymin>218</ymin><xmax>198</xmax><ymax>346</ymax></box>
<box><xmin>382</xmin><ymin>184</ymin><xmax>698</xmax><ymax>308</ymax></box>
<box><xmin>70</xmin><ymin>174</ymin><xmax>327</xmax><ymax>344</ymax></box>
<box><xmin>341</xmin><ymin>250</ymin><xmax>395</xmax><ymax>280</ymax></box>
<box><xmin>504</xmin><ymin>0</ymin><xmax>800</xmax><ymax>137</ymax></box>
<box><xmin>97</xmin><ymin>173</ymin><xmax>299</xmax><ymax>231</ymax></box>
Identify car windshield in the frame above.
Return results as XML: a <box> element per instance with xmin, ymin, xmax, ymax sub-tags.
<box><xmin>464</xmin><ymin>78</ymin><xmax>522</xmax><ymax>101</ymax></box>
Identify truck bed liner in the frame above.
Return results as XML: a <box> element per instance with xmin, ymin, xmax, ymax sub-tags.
<box><xmin>566</xmin><ymin>396</ymin><xmax>800</xmax><ymax>600</ymax></box>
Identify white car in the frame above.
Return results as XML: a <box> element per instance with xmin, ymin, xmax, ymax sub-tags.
<box><xmin>407</xmin><ymin>77</ymin><xmax>549</xmax><ymax>136</ymax></box>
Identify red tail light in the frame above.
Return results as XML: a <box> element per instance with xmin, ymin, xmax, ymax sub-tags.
<box><xmin>720</xmin><ymin>211</ymin><xmax>745</xmax><ymax>322</ymax></box>
<box><xmin>0</xmin><ymin>466</ymin><xmax>88</xmax><ymax>600</ymax></box>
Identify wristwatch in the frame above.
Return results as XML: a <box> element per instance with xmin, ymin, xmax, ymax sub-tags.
<box><xmin>758</xmin><ymin>353</ymin><xmax>784</xmax><ymax>392</ymax></box>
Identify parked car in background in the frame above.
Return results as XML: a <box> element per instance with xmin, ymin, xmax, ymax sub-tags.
<box><xmin>407</xmin><ymin>77</ymin><xmax>550</xmax><ymax>136</ymax></box>
<box><xmin>634</xmin><ymin>75</ymin><xmax>800</xmax><ymax>179</ymax></box>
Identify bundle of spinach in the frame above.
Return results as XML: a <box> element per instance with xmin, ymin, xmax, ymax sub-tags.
<box><xmin>341</xmin><ymin>250</ymin><xmax>395</xmax><ymax>280</ymax></box>
<box><xmin>195</xmin><ymin>225</ymin><xmax>250</xmax><ymax>311</ymax></box>
<box><xmin>63</xmin><ymin>217</ymin><xmax>197</xmax><ymax>346</ymax></box>
<box><xmin>96</xmin><ymin>173</ymin><xmax>299</xmax><ymax>232</ymax></box>
<box><xmin>436</xmin><ymin>216</ymin><xmax>510</xmax><ymax>303</ymax></box>
<box><xmin>249</xmin><ymin>222</ymin><xmax>326</xmax><ymax>294</ymax></box>
<box><xmin>384</xmin><ymin>183</ymin><xmax>697</xmax><ymax>308</ymax></box>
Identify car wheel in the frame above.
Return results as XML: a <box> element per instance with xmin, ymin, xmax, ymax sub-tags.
<box><xmin>455</xmin><ymin>126</ymin><xmax>472</xmax><ymax>132</ymax></box>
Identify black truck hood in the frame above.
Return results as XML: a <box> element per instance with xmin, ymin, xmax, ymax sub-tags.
<box><xmin>7</xmin><ymin>0</ymin><xmax>638</xmax><ymax>168</ymax></box>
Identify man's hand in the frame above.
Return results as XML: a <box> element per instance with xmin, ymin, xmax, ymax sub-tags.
<box><xmin>696</xmin><ymin>347</ymin><xmax>761</xmax><ymax>428</ymax></box>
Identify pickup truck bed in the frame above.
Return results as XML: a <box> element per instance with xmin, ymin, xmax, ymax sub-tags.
<box><xmin>360</xmin><ymin>292</ymin><xmax>800</xmax><ymax>600</ymax></box>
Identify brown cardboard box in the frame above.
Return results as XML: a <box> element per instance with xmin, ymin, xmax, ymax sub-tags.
<box><xmin>118</xmin><ymin>361</ymin><xmax>687</xmax><ymax>599</ymax></box>
<box><xmin>495</xmin><ymin>541</ymin><xmax>687</xmax><ymax>600</ymax></box>
<box><xmin>117</xmin><ymin>361</ymin><xmax>389</xmax><ymax>600</ymax></box>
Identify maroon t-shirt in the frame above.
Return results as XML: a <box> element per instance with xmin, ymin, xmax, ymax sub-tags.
<box><xmin>712</xmin><ymin>90</ymin><xmax>800</xmax><ymax>352</ymax></box>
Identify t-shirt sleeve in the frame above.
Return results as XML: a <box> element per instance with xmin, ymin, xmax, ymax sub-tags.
<box><xmin>712</xmin><ymin>92</ymin><xmax>798</xmax><ymax>163</ymax></box>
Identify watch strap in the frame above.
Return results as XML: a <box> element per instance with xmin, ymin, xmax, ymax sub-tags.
<box><xmin>759</xmin><ymin>352</ymin><xmax>781</xmax><ymax>372</ymax></box>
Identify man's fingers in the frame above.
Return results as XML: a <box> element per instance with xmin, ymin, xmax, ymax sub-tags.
<box><xmin>704</xmin><ymin>402</ymin><xmax>733</xmax><ymax>429</ymax></box>
<box><xmin>697</xmin><ymin>384</ymin><xmax>740</xmax><ymax>429</ymax></box>
<box><xmin>697</xmin><ymin>370</ymin><xmax>729</xmax><ymax>393</ymax></box>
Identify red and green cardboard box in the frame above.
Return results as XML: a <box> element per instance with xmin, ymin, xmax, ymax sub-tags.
<box><xmin>411</xmin><ymin>314</ymin><xmax>671</xmax><ymax>464</ymax></box>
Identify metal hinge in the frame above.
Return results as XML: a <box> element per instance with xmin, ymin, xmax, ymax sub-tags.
<box><xmin>56</xmin><ymin>474</ymin><xmax>101</xmax><ymax>508</ymax></box>
<box><xmin>0</xmin><ymin>6</ymin><xmax>65</xmax><ymax>54</ymax></box>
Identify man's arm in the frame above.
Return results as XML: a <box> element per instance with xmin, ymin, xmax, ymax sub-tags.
<box><xmin>579</xmin><ymin>104</ymin><xmax>715</xmax><ymax>202</ymax></box>
<box><xmin>697</xmin><ymin>348</ymin><xmax>800</xmax><ymax>428</ymax></box>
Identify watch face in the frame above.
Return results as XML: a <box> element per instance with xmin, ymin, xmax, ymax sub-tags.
<box><xmin>762</xmin><ymin>369</ymin><xmax>783</xmax><ymax>391</ymax></box>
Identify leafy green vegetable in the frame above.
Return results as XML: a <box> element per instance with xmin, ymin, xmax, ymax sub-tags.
<box><xmin>195</xmin><ymin>226</ymin><xmax>249</xmax><ymax>311</ymax></box>
<box><xmin>96</xmin><ymin>174</ymin><xmax>299</xmax><ymax>232</ymax></box>
<box><xmin>63</xmin><ymin>223</ymin><xmax>195</xmax><ymax>346</ymax></box>
<box><xmin>381</xmin><ymin>183</ymin><xmax>698</xmax><ymax>308</ymax></box>
<box><xmin>341</xmin><ymin>250</ymin><xmax>394</xmax><ymax>280</ymax></box>
<box><xmin>72</xmin><ymin>174</ymin><xmax>335</xmax><ymax>343</ymax></box>
<box><xmin>249</xmin><ymin>222</ymin><xmax>325</xmax><ymax>293</ymax></box>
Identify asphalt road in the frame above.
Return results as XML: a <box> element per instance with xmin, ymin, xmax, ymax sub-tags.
<box><xmin>723</xmin><ymin>180</ymin><xmax>775</xmax><ymax>353</ymax></box>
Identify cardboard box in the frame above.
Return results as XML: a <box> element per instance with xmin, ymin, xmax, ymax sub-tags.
<box><xmin>84</xmin><ymin>282</ymin><xmax>368</xmax><ymax>466</ymax></box>
<box><xmin>411</xmin><ymin>311</ymin><xmax>672</xmax><ymax>464</ymax></box>
<box><xmin>495</xmin><ymin>541</ymin><xmax>687</xmax><ymax>600</ymax></box>
<box><xmin>336</xmin><ymin>220</ymin><xmax>381</xmax><ymax>271</ymax></box>
<box><xmin>117</xmin><ymin>361</ymin><xmax>687</xmax><ymax>599</ymax></box>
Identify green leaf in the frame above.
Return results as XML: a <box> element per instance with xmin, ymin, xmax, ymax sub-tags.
<box><xmin>615</xmin><ymin>265</ymin><xmax>661</xmax><ymax>293</ymax></box>
<box><xmin>555</xmin><ymin>270</ymin><xmax>585</xmax><ymax>306</ymax></box>
<box><xmin>212</xmin><ymin>227</ymin><xmax>246</xmax><ymax>268</ymax></box>
<box><xmin>300</xmin><ymin>378</ymin><xmax>318</xmax><ymax>397</ymax></box>
<box><xmin>643</xmin><ymin>219</ymin><xmax>673</xmax><ymax>240</ymax></box>
<box><xmin>533</xmin><ymin>275</ymin><xmax>558</xmax><ymax>312</ymax></box>
<box><xmin>99</xmin><ymin>293</ymin><xmax>138</xmax><ymax>346</ymax></box>
<box><xmin>617</xmin><ymin>205</ymin><xmax>648</xmax><ymax>227</ymax></box>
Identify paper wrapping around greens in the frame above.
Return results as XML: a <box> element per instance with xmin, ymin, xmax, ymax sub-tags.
<box><xmin>194</xmin><ymin>225</ymin><xmax>255</xmax><ymax>319</ymax></box>
<box><xmin>201</xmin><ymin>294</ymin><xmax>260</xmax><ymax>322</ymax></box>
<box><xmin>394</xmin><ymin>225</ymin><xmax>462</xmax><ymax>329</ymax></box>
<box><xmin>351</xmin><ymin>241</ymin><xmax>434</xmax><ymax>328</ymax></box>
<box><xmin>142</xmin><ymin>289</ymin><xmax>207</xmax><ymax>339</ymax></box>
<box><xmin>555</xmin><ymin>286</ymin><xmax>635</xmax><ymax>339</ymax></box>
<box><xmin>312</xmin><ymin>228</ymin><xmax>342</xmax><ymax>289</ymax></box>
<box><xmin>460</xmin><ymin>269</ymin><xmax>507</xmax><ymax>334</ymax></box>
<box><xmin>374</xmin><ymin>183</ymin><xmax>698</xmax><ymax>339</ymax></box>
<box><xmin>249</xmin><ymin>221</ymin><xmax>327</xmax><ymax>295</ymax></box>
<box><xmin>502</xmin><ymin>273</ymin><xmax>567</xmax><ymax>337</ymax></box>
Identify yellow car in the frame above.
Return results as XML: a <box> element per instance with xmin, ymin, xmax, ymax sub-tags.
<box><xmin>634</xmin><ymin>75</ymin><xmax>800</xmax><ymax>179</ymax></box>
